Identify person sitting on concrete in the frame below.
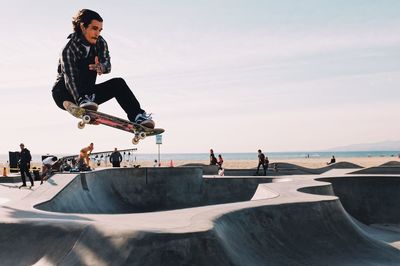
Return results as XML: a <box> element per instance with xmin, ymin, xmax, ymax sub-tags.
<box><xmin>217</xmin><ymin>154</ymin><xmax>224</xmax><ymax>170</ymax></box>
<box><xmin>60</xmin><ymin>159</ymin><xmax>72</xmax><ymax>172</ymax></box>
<box><xmin>327</xmin><ymin>156</ymin><xmax>336</xmax><ymax>165</ymax></box>
<box><xmin>265</xmin><ymin>156</ymin><xmax>269</xmax><ymax>171</ymax></box>
<box><xmin>41</xmin><ymin>156</ymin><xmax>58</xmax><ymax>185</ymax></box>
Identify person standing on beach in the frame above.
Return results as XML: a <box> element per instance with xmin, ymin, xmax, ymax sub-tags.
<box><xmin>18</xmin><ymin>143</ymin><xmax>34</xmax><ymax>188</ymax></box>
<box><xmin>52</xmin><ymin>9</ymin><xmax>155</xmax><ymax>128</ymax></box>
<box><xmin>256</xmin><ymin>149</ymin><xmax>267</xmax><ymax>176</ymax></box>
<box><xmin>110</xmin><ymin>148</ymin><xmax>123</xmax><ymax>167</ymax></box>
<box><xmin>210</xmin><ymin>149</ymin><xmax>217</xmax><ymax>165</ymax></box>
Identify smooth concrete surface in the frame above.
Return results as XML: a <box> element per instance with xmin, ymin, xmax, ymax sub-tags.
<box><xmin>0</xmin><ymin>166</ymin><xmax>400</xmax><ymax>265</ymax></box>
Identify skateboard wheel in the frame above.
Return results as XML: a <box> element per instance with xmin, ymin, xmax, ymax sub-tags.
<box><xmin>78</xmin><ymin>121</ymin><xmax>85</xmax><ymax>129</ymax></box>
<box><xmin>138</xmin><ymin>132</ymin><xmax>146</xmax><ymax>140</ymax></box>
<box><xmin>82</xmin><ymin>115</ymin><xmax>91</xmax><ymax>123</ymax></box>
<box><xmin>132</xmin><ymin>137</ymin><xmax>140</xmax><ymax>145</ymax></box>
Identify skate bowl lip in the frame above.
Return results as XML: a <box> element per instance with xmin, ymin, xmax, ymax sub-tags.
<box><xmin>3</xmin><ymin>168</ymin><xmax>400</xmax><ymax>237</ymax></box>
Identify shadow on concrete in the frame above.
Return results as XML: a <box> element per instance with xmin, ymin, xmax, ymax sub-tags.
<box><xmin>1</xmin><ymin>206</ymin><xmax>92</xmax><ymax>221</ymax></box>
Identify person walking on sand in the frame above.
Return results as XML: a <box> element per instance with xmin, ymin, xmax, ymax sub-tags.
<box><xmin>79</xmin><ymin>143</ymin><xmax>94</xmax><ymax>166</ymax></box>
<box><xmin>18</xmin><ymin>143</ymin><xmax>34</xmax><ymax>188</ymax></box>
<box><xmin>210</xmin><ymin>149</ymin><xmax>217</xmax><ymax>165</ymax></box>
<box><xmin>110</xmin><ymin>148</ymin><xmax>123</xmax><ymax>167</ymax></box>
<box><xmin>40</xmin><ymin>156</ymin><xmax>58</xmax><ymax>184</ymax></box>
<box><xmin>52</xmin><ymin>9</ymin><xmax>154</xmax><ymax>128</ymax></box>
<box><xmin>256</xmin><ymin>149</ymin><xmax>267</xmax><ymax>176</ymax></box>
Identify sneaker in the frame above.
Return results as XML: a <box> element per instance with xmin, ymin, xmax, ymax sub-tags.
<box><xmin>78</xmin><ymin>94</ymin><xmax>98</xmax><ymax>111</ymax></box>
<box><xmin>134</xmin><ymin>112</ymin><xmax>155</xmax><ymax>129</ymax></box>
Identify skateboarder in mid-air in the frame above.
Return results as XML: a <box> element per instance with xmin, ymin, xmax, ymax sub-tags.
<box><xmin>52</xmin><ymin>9</ymin><xmax>154</xmax><ymax>128</ymax></box>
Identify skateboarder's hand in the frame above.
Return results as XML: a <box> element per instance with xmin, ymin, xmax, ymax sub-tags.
<box><xmin>89</xmin><ymin>56</ymin><xmax>103</xmax><ymax>75</ymax></box>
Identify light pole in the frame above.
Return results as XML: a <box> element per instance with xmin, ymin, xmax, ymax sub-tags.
<box><xmin>156</xmin><ymin>134</ymin><xmax>162</xmax><ymax>166</ymax></box>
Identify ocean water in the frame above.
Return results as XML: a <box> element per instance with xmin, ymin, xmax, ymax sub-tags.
<box><xmin>1</xmin><ymin>151</ymin><xmax>399</xmax><ymax>164</ymax></box>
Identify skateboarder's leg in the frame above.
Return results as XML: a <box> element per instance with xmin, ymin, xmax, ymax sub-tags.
<box><xmin>256</xmin><ymin>162</ymin><xmax>261</xmax><ymax>175</ymax></box>
<box><xmin>20</xmin><ymin>169</ymin><xmax>27</xmax><ymax>187</ymax></box>
<box><xmin>40</xmin><ymin>167</ymin><xmax>45</xmax><ymax>184</ymax></box>
<box><xmin>94</xmin><ymin>78</ymin><xmax>144</xmax><ymax>121</ymax></box>
<box><xmin>53</xmin><ymin>80</ymin><xmax>98</xmax><ymax>111</ymax></box>
<box><xmin>27</xmin><ymin>170</ymin><xmax>34</xmax><ymax>186</ymax></box>
<box><xmin>52</xmin><ymin>82</ymin><xmax>77</xmax><ymax>110</ymax></box>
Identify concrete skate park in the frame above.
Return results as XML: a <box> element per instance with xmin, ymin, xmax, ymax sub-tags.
<box><xmin>1</xmin><ymin>162</ymin><xmax>400</xmax><ymax>265</ymax></box>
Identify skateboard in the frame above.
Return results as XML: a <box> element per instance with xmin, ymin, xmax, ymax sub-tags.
<box><xmin>64</xmin><ymin>101</ymin><xmax>164</xmax><ymax>145</ymax></box>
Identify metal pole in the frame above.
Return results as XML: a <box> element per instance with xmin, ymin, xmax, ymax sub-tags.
<box><xmin>158</xmin><ymin>144</ymin><xmax>160</xmax><ymax>166</ymax></box>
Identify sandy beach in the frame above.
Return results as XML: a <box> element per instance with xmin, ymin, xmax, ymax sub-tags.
<box><xmin>130</xmin><ymin>156</ymin><xmax>399</xmax><ymax>169</ymax></box>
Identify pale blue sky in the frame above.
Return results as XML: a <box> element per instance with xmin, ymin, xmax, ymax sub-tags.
<box><xmin>0</xmin><ymin>1</ymin><xmax>399</xmax><ymax>154</ymax></box>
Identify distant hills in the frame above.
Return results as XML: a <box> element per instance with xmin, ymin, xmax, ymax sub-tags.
<box><xmin>325</xmin><ymin>140</ymin><xmax>400</xmax><ymax>152</ymax></box>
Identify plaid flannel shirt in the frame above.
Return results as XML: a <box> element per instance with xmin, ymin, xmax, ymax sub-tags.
<box><xmin>56</xmin><ymin>33</ymin><xmax>111</xmax><ymax>102</ymax></box>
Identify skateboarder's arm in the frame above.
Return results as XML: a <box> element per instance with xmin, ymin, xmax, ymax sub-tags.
<box><xmin>96</xmin><ymin>36</ymin><xmax>111</xmax><ymax>74</ymax></box>
<box><xmin>60</xmin><ymin>45</ymin><xmax>82</xmax><ymax>102</ymax></box>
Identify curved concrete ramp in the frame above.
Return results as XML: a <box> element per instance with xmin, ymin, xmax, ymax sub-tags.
<box><xmin>3</xmin><ymin>168</ymin><xmax>400</xmax><ymax>265</ymax></box>
<box><xmin>214</xmin><ymin>200</ymin><xmax>400</xmax><ymax>266</ymax></box>
<box><xmin>317</xmin><ymin>176</ymin><xmax>400</xmax><ymax>225</ymax></box>
<box><xmin>350</xmin><ymin>162</ymin><xmax>400</xmax><ymax>174</ymax></box>
<box><xmin>36</xmin><ymin>167</ymin><xmax>273</xmax><ymax>214</ymax></box>
<box><xmin>380</xmin><ymin>161</ymin><xmax>400</xmax><ymax>167</ymax></box>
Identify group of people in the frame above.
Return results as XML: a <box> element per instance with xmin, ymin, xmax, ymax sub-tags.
<box><xmin>78</xmin><ymin>143</ymin><xmax>124</xmax><ymax>168</ymax></box>
<box><xmin>209</xmin><ymin>148</ymin><xmax>270</xmax><ymax>176</ymax></box>
<box><xmin>209</xmin><ymin>149</ymin><xmax>224</xmax><ymax>169</ymax></box>
<box><xmin>16</xmin><ymin>143</ymin><xmax>59</xmax><ymax>188</ymax></box>
<box><xmin>209</xmin><ymin>149</ymin><xmax>224</xmax><ymax>175</ymax></box>
<box><xmin>15</xmin><ymin>142</ymin><xmax>125</xmax><ymax>188</ymax></box>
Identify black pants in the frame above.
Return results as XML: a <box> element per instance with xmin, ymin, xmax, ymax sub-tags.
<box><xmin>256</xmin><ymin>162</ymin><xmax>267</xmax><ymax>176</ymax></box>
<box><xmin>52</xmin><ymin>78</ymin><xmax>144</xmax><ymax>121</ymax></box>
<box><xmin>20</xmin><ymin>164</ymin><xmax>34</xmax><ymax>186</ymax></box>
<box><xmin>112</xmin><ymin>162</ymin><xmax>121</xmax><ymax>167</ymax></box>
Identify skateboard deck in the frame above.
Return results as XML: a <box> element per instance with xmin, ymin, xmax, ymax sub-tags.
<box><xmin>64</xmin><ymin>101</ymin><xmax>164</xmax><ymax>145</ymax></box>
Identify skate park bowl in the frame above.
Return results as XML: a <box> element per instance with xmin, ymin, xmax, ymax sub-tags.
<box><xmin>5</xmin><ymin>167</ymin><xmax>400</xmax><ymax>265</ymax></box>
<box><xmin>35</xmin><ymin>167</ymin><xmax>276</xmax><ymax>214</ymax></box>
<box><xmin>312</xmin><ymin>176</ymin><xmax>400</xmax><ymax>225</ymax></box>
